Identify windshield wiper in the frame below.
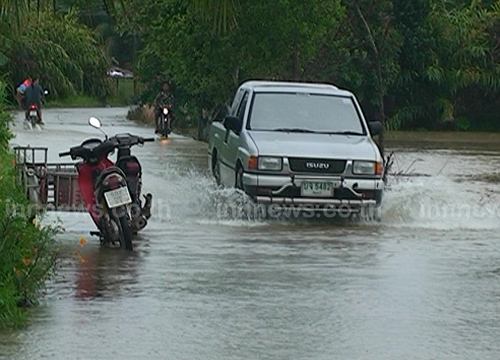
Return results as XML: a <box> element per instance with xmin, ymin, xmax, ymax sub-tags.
<box><xmin>271</xmin><ymin>128</ymin><xmax>364</xmax><ymax>135</ymax></box>
<box><xmin>273</xmin><ymin>128</ymin><xmax>320</xmax><ymax>133</ymax></box>
<box><xmin>325</xmin><ymin>131</ymin><xmax>364</xmax><ymax>136</ymax></box>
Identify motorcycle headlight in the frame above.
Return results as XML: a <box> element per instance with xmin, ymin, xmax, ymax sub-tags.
<box><xmin>162</xmin><ymin>108</ymin><xmax>169</xmax><ymax>115</ymax></box>
<box><xmin>258</xmin><ymin>157</ymin><xmax>282</xmax><ymax>171</ymax></box>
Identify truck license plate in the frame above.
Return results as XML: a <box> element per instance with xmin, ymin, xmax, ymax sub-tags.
<box><xmin>104</xmin><ymin>187</ymin><xmax>132</xmax><ymax>208</ymax></box>
<box><xmin>301</xmin><ymin>182</ymin><xmax>333</xmax><ymax>197</ymax></box>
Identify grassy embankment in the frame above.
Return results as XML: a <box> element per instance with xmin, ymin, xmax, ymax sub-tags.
<box><xmin>0</xmin><ymin>82</ymin><xmax>58</xmax><ymax>328</ymax></box>
<box><xmin>44</xmin><ymin>78</ymin><xmax>136</xmax><ymax>108</ymax></box>
<box><xmin>385</xmin><ymin>131</ymin><xmax>500</xmax><ymax>151</ymax></box>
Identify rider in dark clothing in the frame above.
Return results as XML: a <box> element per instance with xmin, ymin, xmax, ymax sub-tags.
<box><xmin>24</xmin><ymin>78</ymin><xmax>45</xmax><ymax>124</ymax></box>
<box><xmin>153</xmin><ymin>81</ymin><xmax>175</xmax><ymax>134</ymax></box>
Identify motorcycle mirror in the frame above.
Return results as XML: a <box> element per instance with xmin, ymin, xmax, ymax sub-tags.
<box><xmin>88</xmin><ymin>117</ymin><xmax>108</xmax><ymax>139</ymax></box>
<box><xmin>89</xmin><ymin>117</ymin><xmax>102</xmax><ymax>129</ymax></box>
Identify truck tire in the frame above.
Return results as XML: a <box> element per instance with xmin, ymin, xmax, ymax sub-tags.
<box><xmin>213</xmin><ymin>153</ymin><xmax>221</xmax><ymax>185</ymax></box>
<box><xmin>235</xmin><ymin>165</ymin><xmax>244</xmax><ymax>190</ymax></box>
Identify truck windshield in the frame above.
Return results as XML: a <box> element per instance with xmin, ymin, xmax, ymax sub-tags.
<box><xmin>247</xmin><ymin>92</ymin><xmax>365</xmax><ymax>135</ymax></box>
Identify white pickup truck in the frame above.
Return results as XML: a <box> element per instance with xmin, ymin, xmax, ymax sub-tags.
<box><xmin>207</xmin><ymin>80</ymin><xmax>384</xmax><ymax>216</ymax></box>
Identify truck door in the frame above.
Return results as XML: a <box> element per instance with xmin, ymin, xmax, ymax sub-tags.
<box><xmin>220</xmin><ymin>91</ymin><xmax>249</xmax><ymax>185</ymax></box>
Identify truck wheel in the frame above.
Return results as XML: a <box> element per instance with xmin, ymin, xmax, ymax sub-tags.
<box><xmin>235</xmin><ymin>165</ymin><xmax>244</xmax><ymax>190</ymax></box>
<box><xmin>213</xmin><ymin>154</ymin><xmax>221</xmax><ymax>185</ymax></box>
<box><xmin>372</xmin><ymin>206</ymin><xmax>382</xmax><ymax>222</ymax></box>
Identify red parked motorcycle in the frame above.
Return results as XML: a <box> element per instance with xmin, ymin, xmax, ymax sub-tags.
<box><xmin>59</xmin><ymin>117</ymin><xmax>154</xmax><ymax>250</ymax></box>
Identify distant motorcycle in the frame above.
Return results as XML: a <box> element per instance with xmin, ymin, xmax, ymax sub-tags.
<box><xmin>59</xmin><ymin>117</ymin><xmax>154</xmax><ymax>250</ymax></box>
<box><xmin>156</xmin><ymin>104</ymin><xmax>173</xmax><ymax>138</ymax></box>
<box><xmin>25</xmin><ymin>89</ymin><xmax>49</xmax><ymax>130</ymax></box>
<box><xmin>26</xmin><ymin>103</ymin><xmax>42</xmax><ymax>130</ymax></box>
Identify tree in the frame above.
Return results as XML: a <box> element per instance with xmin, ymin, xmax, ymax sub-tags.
<box><xmin>340</xmin><ymin>0</ymin><xmax>401</xmax><ymax>156</ymax></box>
<box><xmin>0</xmin><ymin>8</ymin><xmax>111</xmax><ymax>99</ymax></box>
<box><xmin>390</xmin><ymin>0</ymin><xmax>500</xmax><ymax>130</ymax></box>
<box><xmin>190</xmin><ymin>0</ymin><xmax>239</xmax><ymax>33</ymax></box>
<box><xmin>122</xmin><ymin>0</ymin><xmax>345</xmax><ymax>138</ymax></box>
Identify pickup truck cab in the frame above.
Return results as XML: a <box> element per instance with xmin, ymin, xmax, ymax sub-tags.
<box><xmin>208</xmin><ymin>81</ymin><xmax>384</xmax><ymax>216</ymax></box>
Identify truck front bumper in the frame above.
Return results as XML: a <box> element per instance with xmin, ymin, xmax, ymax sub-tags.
<box><xmin>242</xmin><ymin>172</ymin><xmax>383</xmax><ymax>212</ymax></box>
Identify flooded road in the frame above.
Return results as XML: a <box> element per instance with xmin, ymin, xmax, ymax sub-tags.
<box><xmin>2</xmin><ymin>108</ymin><xmax>500</xmax><ymax>359</ymax></box>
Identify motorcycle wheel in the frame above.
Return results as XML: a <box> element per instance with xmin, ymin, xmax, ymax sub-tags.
<box><xmin>117</xmin><ymin>207</ymin><xmax>133</xmax><ymax>250</ymax></box>
<box><xmin>31</xmin><ymin>118</ymin><xmax>41</xmax><ymax>130</ymax></box>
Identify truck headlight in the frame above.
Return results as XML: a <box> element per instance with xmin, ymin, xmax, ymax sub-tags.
<box><xmin>258</xmin><ymin>157</ymin><xmax>282</xmax><ymax>171</ymax></box>
<box><xmin>353</xmin><ymin>161</ymin><xmax>383</xmax><ymax>175</ymax></box>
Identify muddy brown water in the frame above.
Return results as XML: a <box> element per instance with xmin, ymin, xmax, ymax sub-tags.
<box><xmin>1</xmin><ymin>108</ymin><xmax>500</xmax><ymax>359</ymax></box>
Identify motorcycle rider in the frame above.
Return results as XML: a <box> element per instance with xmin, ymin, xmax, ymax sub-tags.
<box><xmin>24</xmin><ymin>77</ymin><xmax>45</xmax><ymax>125</ymax></box>
<box><xmin>16</xmin><ymin>77</ymin><xmax>32</xmax><ymax>110</ymax></box>
<box><xmin>153</xmin><ymin>81</ymin><xmax>175</xmax><ymax>134</ymax></box>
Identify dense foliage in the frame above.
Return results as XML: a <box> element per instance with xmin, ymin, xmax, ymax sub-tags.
<box><xmin>0</xmin><ymin>3</ymin><xmax>112</xmax><ymax>100</ymax></box>
<box><xmin>3</xmin><ymin>1</ymin><xmax>500</xmax><ymax>131</ymax></box>
<box><xmin>0</xmin><ymin>81</ymin><xmax>59</xmax><ymax>327</ymax></box>
<box><xmin>116</xmin><ymin>0</ymin><xmax>500</xmax><ymax>132</ymax></box>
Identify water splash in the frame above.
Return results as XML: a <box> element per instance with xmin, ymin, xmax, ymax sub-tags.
<box><xmin>382</xmin><ymin>174</ymin><xmax>500</xmax><ymax>230</ymax></box>
<box><xmin>149</xmin><ymin>167</ymin><xmax>268</xmax><ymax>226</ymax></box>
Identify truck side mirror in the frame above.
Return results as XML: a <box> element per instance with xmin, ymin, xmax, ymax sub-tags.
<box><xmin>368</xmin><ymin>121</ymin><xmax>383</xmax><ymax>136</ymax></box>
<box><xmin>224</xmin><ymin>116</ymin><xmax>242</xmax><ymax>134</ymax></box>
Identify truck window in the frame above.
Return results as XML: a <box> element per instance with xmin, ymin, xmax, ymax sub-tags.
<box><xmin>230</xmin><ymin>89</ymin><xmax>244</xmax><ymax>116</ymax></box>
<box><xmin>236</xmin><ymin>92</ymin><xmax>249</xmax><ymax>121</ymax></box>
<box><xmin>247</xmin><ymin>92</ymin><xmax>365</xmax><ymax>134</ymax></box>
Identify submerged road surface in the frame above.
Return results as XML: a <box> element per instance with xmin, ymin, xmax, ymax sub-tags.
<box><xmin>1</xmin><ymin>108</ymin><xmax>500</xmax><ymax>359</ymax></box>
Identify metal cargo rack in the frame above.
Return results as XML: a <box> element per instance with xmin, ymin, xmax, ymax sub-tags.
<box><xmin>13</xmin><ymin>146</ymin><xmax>86</xmax><ymax>212</ymax></box>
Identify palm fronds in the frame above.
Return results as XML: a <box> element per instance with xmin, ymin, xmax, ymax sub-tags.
<box><xmin>191</xmin><ymin>0</ymin><xmax>239</xmax><ymax>33</ymax></box>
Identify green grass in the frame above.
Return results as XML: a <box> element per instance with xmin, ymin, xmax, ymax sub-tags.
<box><xmin>385</xmin><ymin>130</ymin><xmax>500</xmax><ymax>150</ymax></box>
<box><xmin>45</xmin><ymin>79</ymin><xmax>137</xmax><ymax>108</ymax></box>
<box><xmin>108</xmin><ymin>78</ymin><xmax>136</xmax><ymax>106</ymax></box>
<box><xmin>46</xmin><ymin>95</ymin><xmax>105</xmax><ymax>108</ymax></box>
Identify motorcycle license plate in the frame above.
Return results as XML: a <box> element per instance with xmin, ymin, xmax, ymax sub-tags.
<box><xmin>104</xmin><ymin>187</ymin><xmax>132</xmax><ymax>208</ymax></box>
<box><xmin>30</xmin><ymin>111</ymin><xmax>37</xmax><ymax>116</ymax></box>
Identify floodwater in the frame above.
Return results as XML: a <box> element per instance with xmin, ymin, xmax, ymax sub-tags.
<box><xmin>1</xmin><ymin>108</ymin><xmax>500</xmax><ymax>360</ymax></box>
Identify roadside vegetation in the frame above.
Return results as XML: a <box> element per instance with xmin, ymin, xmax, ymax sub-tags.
<box><xmin>0</xmin><ymin>7</ymin><xmax>110</xmax><ymax>99</ymax></box>
<box><xmin>0</xmin><ymin>81</ymin><xmax>59</xmax><ymax>328</ymax></box>
<box><xmin>0</xmin><ymin>1</ymin><xmax>128</xmax><ymax>106</ymax></box>
<box><xmin>115</xmin><ymin>0</ymin><xmax>500</xmax><ymax>138</ymax></box>
<box><xmin>3</xmin><ymin>1</ymin><xmax>500</xmax><ymax>136</ymax></box>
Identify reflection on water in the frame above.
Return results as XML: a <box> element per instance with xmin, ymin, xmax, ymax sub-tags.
<box><xmin>3</xmin><ymin>109</ymin><xmax>500</xmax><ymax>360</ymax></box>
<box><xmin>74</xmin><ymin>247</ymin><xmax>143</xmax><ymax>300</ymax></box>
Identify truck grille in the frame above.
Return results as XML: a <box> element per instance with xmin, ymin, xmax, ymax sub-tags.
<box><xmin>288</xmin><ymin>158</ymin><xmax>346</xmax><ymax>174</ymax></box>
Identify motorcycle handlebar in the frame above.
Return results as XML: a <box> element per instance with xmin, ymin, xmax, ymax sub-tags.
<box><xmin>61</xmin><ymin>134</ymin><xmax>153</xmax><ymax>159</ymax></box>
<box><xmin>110</xmin><ymin>134</ymin><xmax>155</xmax><ymax>146</ymax></box>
